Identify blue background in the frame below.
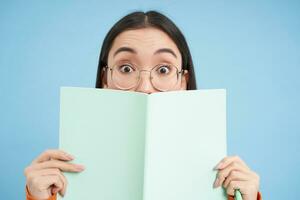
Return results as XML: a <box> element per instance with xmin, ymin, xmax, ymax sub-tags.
<box><xmin>1</xmin><ymin>1</ymin><xmax>299</xmax><ymax>199</ymax></box>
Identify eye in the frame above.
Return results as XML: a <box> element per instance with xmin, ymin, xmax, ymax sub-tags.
<box><xmin>157</xmin><ymin>65</ymin><xmax>170</xmax><ymax>74</ymax></box>
<box><xmin>119</xmin><ymin>64</ymin><xmax>134</xmax><ymax>73</ymax></box>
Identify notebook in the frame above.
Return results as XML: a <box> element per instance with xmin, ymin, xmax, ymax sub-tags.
<box><xmin>58</xmin><ymin>87</ymin><xmax>227</xmax><ymax>200</ymax></box>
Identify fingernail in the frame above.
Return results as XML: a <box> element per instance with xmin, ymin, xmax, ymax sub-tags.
<box><xmin>213</xmin><ymin>178</ymin><xmax>219</xmax><ymax>188</ymax></box>
<box><xmin>75</xmin><ymin>164</ymin><xmax>85</xmax><ymax>171</ymax></box>
<box><xmin>65</xmin><ymin>154</ymin><xmax>75</xmax><ymax>160</ymax></box>
<box><xmin>53</xmin><ymin>187</ymin><xmax>60</xmax><ymax>194</ymax></box>
<box><xmin>214</xmin><ymin>162</ymin><xmax>223</xmax><ymax>170</ymax></box>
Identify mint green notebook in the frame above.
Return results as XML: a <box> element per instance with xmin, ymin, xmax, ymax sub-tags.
<box><xmin>58</xmin><ymin>87</ymin><xmax>227</xmax><ymax>200</ymax></box>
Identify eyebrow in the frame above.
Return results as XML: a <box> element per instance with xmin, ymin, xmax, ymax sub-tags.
<box><xmin>113</xmin><ymin>47</ymin><xmax>177</xmax><ymax>58</ymax></box>
<box><xmin>154</xmin><ymin>48</ymin><xmax>177</xmax><ymax>58</ymax></box>
<box><xmin>113</xmin><ymin>47</ymin><xmax>137</xmax><ymax>57</ymax></box>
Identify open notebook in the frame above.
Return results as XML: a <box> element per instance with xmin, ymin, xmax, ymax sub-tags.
<box><xmin>58</xmin><ymin>87</ymin><xmax>227</xmax><ymax>200</ymax></box>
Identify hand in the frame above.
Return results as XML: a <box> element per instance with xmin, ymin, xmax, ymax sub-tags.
<box><xmin>24</xmin><ymin>149</ymin><xmax>85</xmax><ymax>199</ymax></box>
<box><xmin>214</xmin><ymin>156</ymin><xmax>260</xmax><ymax>200</ymax></box>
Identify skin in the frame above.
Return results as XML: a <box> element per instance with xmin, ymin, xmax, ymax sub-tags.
<box><xmin>24</xmin><ymin>27</ymin><xmax>260</xmax><ymax>200</ymax></box>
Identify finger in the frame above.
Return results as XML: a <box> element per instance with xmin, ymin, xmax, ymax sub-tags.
<box><xmin>30</xmin><ymin>160</ymin><xmax>85</xmax><ymax>172</ymax></box>
<box><xmin>223</xmin><ymin>170</ymin><xmax>252</xmax><ymax>188</ymax></box>
<box><xmin>215</xmin><ymin>155</ymin><xmax>249</xmax><ymax>170</ymax></box>
<box><xmin>52</xmin><ymin>187</ymin><xmax>60</xmax><ymax>194</ymax></box>
<box><xmin>32</xmin><ymin>149</ymin><xmax>74</xmax><ymax>164</ymax></box>
<box><xmin>51</xmin><ymin>170</ymin><xmax>67</xmax><ymax>197</ymax></box>
<box><xmin>44</xmin><ymin>175</ymin><xmax>64</xmax><ymax>195</ymax></box>
<box><xmin>30</xmin><ymin>174</ymin><xmax>64</xmax><ymax>195</ymax></box>
<box><xmin>214</xmin><ymin>162</ymin><xmax>249</xmax><ymax>188</ymax></box>
<box><xmin>27</xmin><ymin>168</ymin><xmax>60</xmax><ymax>183</ymax></box>
<box><xmin>28</xmin><ymin>168</ymin><xmax>67</xmax><ymax>196</ymax></box>
<box><xmin>59</xmin><ymin>171</ymin><xmax>68</xmax><ymax>197</ymax></box>
<box><xmin>226</xmin><ymin>181</ymin><xmax>246</xmax><ymax>196</ymax></box>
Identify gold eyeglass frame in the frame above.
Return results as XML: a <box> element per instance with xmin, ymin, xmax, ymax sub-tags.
<box><xmin>103</xmin><ymin>63</ymin><xmax>186</xmax><ymax>92</ymax></box>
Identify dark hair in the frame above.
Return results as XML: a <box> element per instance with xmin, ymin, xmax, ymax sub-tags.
<box><xmin>95</xmin><ymin>10</ymin><xmax>197</xmax><ymax>90</ymax></box>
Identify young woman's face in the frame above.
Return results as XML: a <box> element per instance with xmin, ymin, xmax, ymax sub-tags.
<box><xmin>102</xmin><ymin>27</ymin><xmax>189</xmax><ymax>94</ymax></box>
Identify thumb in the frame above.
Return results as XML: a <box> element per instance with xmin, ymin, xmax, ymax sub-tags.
<box><xmin>51</xmin><ymin>186</ymin><xmax>60</xmax><ymax>195</ymax></box>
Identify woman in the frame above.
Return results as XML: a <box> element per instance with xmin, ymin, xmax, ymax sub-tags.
<box><xmin>24</xmin><ymin>11</ymin><xmax>261</xmax><ymax>200</ymax></box>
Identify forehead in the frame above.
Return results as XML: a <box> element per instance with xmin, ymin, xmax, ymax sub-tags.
<box><xmin>109</xmin><ymin>27</ymin><xmax>181</xmax><ymax>58</ymax></box>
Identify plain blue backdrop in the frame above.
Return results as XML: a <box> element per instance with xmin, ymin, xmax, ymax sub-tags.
<box><xmin>0</xmin><ymin>0</ymin><xmax>299</xmax><ymax>199</ymax></box>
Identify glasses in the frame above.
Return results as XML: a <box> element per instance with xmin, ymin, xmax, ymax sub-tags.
<box><xmin>104</xmin><ymin>63</ymin><xmax>184</xmax><ymax>91</ymax></box>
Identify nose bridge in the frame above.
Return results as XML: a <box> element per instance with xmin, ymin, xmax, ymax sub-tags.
<box><xmin>135</xmin><ymin>69</ymin><xmax>154</xmax><ymax>93</ymax></box>
<box><xmin>139</xmin><ymin>69</ymin><xmax>151</xmax><ymax>75</ymax></box>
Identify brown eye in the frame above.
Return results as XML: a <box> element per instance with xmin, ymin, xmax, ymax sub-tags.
<box><xmin>157</xmin><ymin>65</ymin><xmax>170</xmax><ymax>74</ymax></box>
<box><xmin>119</xmin><ymin>65</ymin><xmax>134</xmax><ymax>73</ymax></box>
